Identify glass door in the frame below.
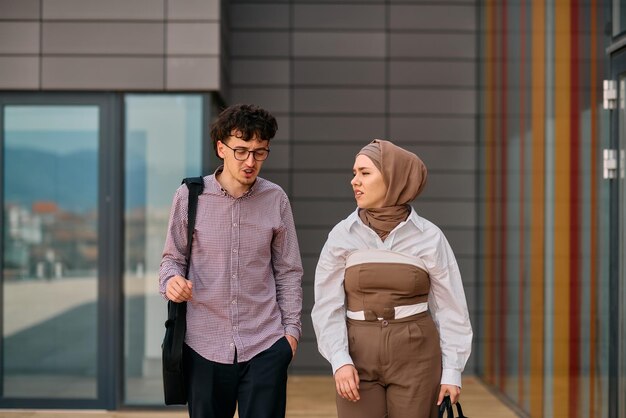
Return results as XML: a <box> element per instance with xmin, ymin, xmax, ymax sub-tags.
<box><xmin>123</xmin><ymin>94</ymin><xmax>204</xmax><ymax>405</ymax></box>
<box><xmin>619</xmin><ymin>74</ymin><xmax>626</xmax><ymax>418</ymax></box>
<box><xmin>0</xmin><ymin>94</ymin><xmax>119</xmax><ymax>409</ymax></box>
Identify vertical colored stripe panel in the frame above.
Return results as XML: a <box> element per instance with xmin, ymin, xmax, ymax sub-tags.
<box><xmin>568</xmin><ymin>0</ymin><xmax>581</xmax><ymax>415</ymax></box>
<box><xmin>518</xmin><ymin>0</ymin><xmax>527</xmax><ymax>405</ymax></box>
<box><xmin>554</xmin><ymin>0</ymin><xmax>571</xmax><ymax>416</ymax></box>
<box><xmin>530</xmin><ymin>1</ymin><xmax>546</xmax><ymax>416</ymax></box>
<box><xmin>588</xmin><ymin>0</ymin><xmax>598</xmax><ymax>416</ymax></box>
<box><xmin>498</xmin><ymin>0</ymin><xmax>508</xmax><ymax>391</ymax></box>
<box><xmin>484</xmin><ymin>0</ymin><xmax>497</xmax><ymax>385</ymax></box>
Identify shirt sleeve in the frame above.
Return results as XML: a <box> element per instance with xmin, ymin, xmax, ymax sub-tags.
<box><xmin>311</xmin><ymin>228</ymin><xmax>353</xmax><ymax>374</ymax></box>
<box><xmin>426</xmin><ymin>229</ymin><xmax>473</xmax><ymax>387</ymax></box>
<box><xmin>272</xmin><ymin>194</ymin><xmax>304</xmax><ymax>341</ymax></box>
<box><xmin>158</xmin><ymin>185</ymin><xmax>189</xmax><ymax>299</ymax></box>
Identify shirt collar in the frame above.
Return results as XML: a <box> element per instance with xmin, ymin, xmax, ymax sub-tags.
<box><xmin>346</xmin><ymin>206</ymin><xmax>424</xmax><ymax>232</ymax></box>
<box><xmin>406</xmin><ymin>207</ymin><xmax>424</xmax><ymax>231</ymax></box>
<box><xmin>208</xmin><ymin>165</ymin><xmax>258</xmax><ymax>198</ymax></box>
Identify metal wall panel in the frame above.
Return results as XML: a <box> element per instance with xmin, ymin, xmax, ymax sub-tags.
<box><xmin>231</xmin><ymin>59</ymin><xmax>290</xmax><ymax>85</ymax></box>
<box><xmin>0</xmin><ymin>22</ymin><xmax>39</xmax><ymax>53</ymax></box>
<box><xmin>166</xmin><ymin>23</ymin><xmax>220</xmax><ymax>55</ymax></box>
<box><xmin>389</xmin><ymin>117</ymin><xmax>475</xmax><ymax>143</ymax></box>
<box><xmin>390</xmin><ymin>5</ymin><xmax>475</xmax><ymax>30</ymax></box>
<box><xmin>41</xmin><ymin>57</ymin><xmax>164</xmax><ymax>89</ymax></box>
<box><xmin>230</xmin><ymin>32</ymin><xmax>290</xmax><ymax>57</ymax></box>
<box><xmin>389</xmin><ymin>61</ymin><xmax>476</xmax><ymax>87</ymax></box>
<box><xmin>293</xmin><ymin>4</ymin><xmax>385</xmax><ymax>29</ymax></box>
<box><xmin>293</xmin><ymin>60</ymin><xmax>385</xmax><ymax>86</ymax></box>
<box><xmin>390</xmin><ymin>89</ymin><xmax>476</xmax><ymax>115</ymax></box>
<box><xmin>293</xmin><ymin>88</ymin><xmax>385</xmax><ymax>113</ymax></box>
<box><xmin>0</xmin><ymin>0</ymin><xmax>39</xmax><ymax>19</ymax></box>
<box><xmin>0</xmin><ymin>0</ymin><xmax>221</xmax><ymax>91</ymax></box>
<box><xmin>166</xmin><ymin>57</ymin><xmax>220</xmax><ymax>90</ymax></box>
<box><xmin>168</xmin><ymin>0</ymin><xmax>219</xmax><ymax>20</ymax></box>
<box><xmin>42</xmin><ymin>22</ymin><xmax>164</xmax><ymax>55</ymax></box>
<box><xmin>230</xmin><ymin>87</ymin><xmax>290</xmax><ymax>113</ymax></box>
<box><xmin>41</xmin><ymin>0</ymin><xmax>164</xmax><ymax>20</ymax></box>
<box><xmin>293</xmin><ymin>116</ymin><xmax>386</xmax><ymax>141</ymax></box>
<box><xmin>0</xmin><ymin>56</ymin><xmax>39</xmax><ymax>88</ymax></box>
<box><xmin>229</xmin><ymin>4</ymin><xmax>289</xmax><ymax>29</ymax></box>
<box><xmin>293</xmin><ymin>32</ymin><xmax>386</xmax><ymax>58</ymax></box>
<box><xmin>390</xmin><ymin>33</ymin><xmax>476</xmax><ymax>58</ymax></box>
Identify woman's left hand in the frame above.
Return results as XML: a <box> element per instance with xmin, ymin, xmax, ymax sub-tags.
<box><xmin>437</xmin><ymin>384</ymin><xmax>461</xmax><ymax>405</ymax></box>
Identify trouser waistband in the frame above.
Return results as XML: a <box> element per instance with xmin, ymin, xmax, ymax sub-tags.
<box><xmin>346</xmin><ymin>301</ymin><xmax>428</xmax><ymax>321</ymax></box>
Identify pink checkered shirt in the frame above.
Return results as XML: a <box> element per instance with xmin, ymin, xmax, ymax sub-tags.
<box><xmin>159</xmin><ymin>168</ymin><xmax>303</xmax><ymax>364</ymax></box>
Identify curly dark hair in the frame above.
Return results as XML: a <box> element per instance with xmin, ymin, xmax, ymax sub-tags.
<box><xmin>210</xmin><ymin>104</ymin><xmax>278</xmax><ymax>157</ymax></box>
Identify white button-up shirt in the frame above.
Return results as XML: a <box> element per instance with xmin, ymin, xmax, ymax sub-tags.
<box><xmin>311</xmin><ymin>207</ymin><xmax>472</xmax><ymax>387</ymax></box>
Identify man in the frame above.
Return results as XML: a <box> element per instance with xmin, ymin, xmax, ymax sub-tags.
<box><xmin>159</xmin><ymin>103</ymin><xmax>303</xmax><ymax>418</ymax></box>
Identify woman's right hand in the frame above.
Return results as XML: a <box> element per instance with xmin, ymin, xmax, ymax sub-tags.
<box><xmin>165</xmin><ymin>275</ymin><xmax>193</xmax><ymax>302</ymax></box>
<box><xmin>334</xmin><ymin>364</ymin><xmax>360</xmax><ymax>402</ymax></box>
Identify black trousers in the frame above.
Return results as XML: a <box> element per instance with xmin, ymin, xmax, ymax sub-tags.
<box><xmin>183</xmin><ymin>337</ymin><xmax>293</xmax><ymax>418</ymax></box>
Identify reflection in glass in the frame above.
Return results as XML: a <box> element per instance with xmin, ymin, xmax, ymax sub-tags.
<box><xmin>2</xmin><ymin>106</ymin><xmax>99</xmax><ymax>398</ymax></box>
<box><xmin>123</xmin><ymin>95</ymin><xmax>202</xmax><ymax>404</ymax></box>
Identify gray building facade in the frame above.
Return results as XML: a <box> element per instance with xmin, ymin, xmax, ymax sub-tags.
<box><xmin>0</xmin><ymin>0</ymin><xmax>477</xmax><ymax>409</ymax></box>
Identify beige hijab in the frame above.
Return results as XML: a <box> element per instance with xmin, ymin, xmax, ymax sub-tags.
<box><xmin>357</xmin><ymin>139</ymin><xmax>428</xmax><ymax>240</ymax></box>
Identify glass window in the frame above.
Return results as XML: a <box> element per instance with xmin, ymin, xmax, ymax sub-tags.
<box><xmin>123</xmin><ymin>95</ymin><xmax>203</xmax><ymax>405</ymax></box>
<box><xmin>2</xmin><ymin>105</ymin><xmax>99</xmax><ymax>398</ymax></box>
<box><xmin>614</xmin><ymin>0</ymin><xmax>626</xmax><ymax>36</ymax></box>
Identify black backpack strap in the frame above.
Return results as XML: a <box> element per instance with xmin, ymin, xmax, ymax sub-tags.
<box><xmin>181</xmin><ymin>176</ymin><xmax>204</xmax><ymax>276</ymax></box>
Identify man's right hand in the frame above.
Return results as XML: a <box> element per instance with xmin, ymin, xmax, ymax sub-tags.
<box><xmin>165</xmin><ymin>275</ymin><xmax>193</xmax><ymax>302</ymax></box>
<box><xmin>334</xmin><ymin>364</ymin><xmax>360</xmax><ymax>402</ymax></box>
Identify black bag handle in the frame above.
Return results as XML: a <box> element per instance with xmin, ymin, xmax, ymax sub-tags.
<box><xmin>182</xmin><ymin>176</ymin><xmax>204</xmax><ymax>276</ymax></box>
<box><xmin>163</xmin><ymin>176</ymin><xmax>204</xmax><ymax>405</ymax></box>
<box><xmin>168</xmin><ymin>175</ymin><xmax>204</xmax><ymax>333</ymax></box>
<box><xmin>166</xmin><ymin>178</ymin><xmax>204</xmax><ymax>359</ymax></box>
<box><xmin>438</xmin><ymin>396</ymin><xmax>468</xmax><ymax>418</ymax></box>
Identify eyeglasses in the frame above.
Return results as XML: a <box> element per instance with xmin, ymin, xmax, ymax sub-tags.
<box><xmin>221</xmin><ymin>142</ymin><xmax>270</xmax><ymax>161</ymax></box>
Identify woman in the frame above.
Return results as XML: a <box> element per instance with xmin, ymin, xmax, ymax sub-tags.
<box><xmin>311</xmin><ymin>139</ymin><xmax>472</xmax><ymax>418</ymax></box>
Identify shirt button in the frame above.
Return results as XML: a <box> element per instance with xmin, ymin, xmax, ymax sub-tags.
<box><xmin>232</xmin><ymin>248</ymin><xmax>237</xmax><ymax>253</ymax></box>
<box><xmin>233</xmin><ymin>223</ymin><xmax>238</xmax><ymax>227</ymax></box>
<box><xmin>232</xmin><ymin>274</ymin><xmax>236</xmax><ymax>279</ymax></box>
<box><xmin>233</xmin><ymin>326</ymin><xmax>238</xmax><ymax>330</ymax></box>
<box><xmin>230</xmin><ymin>343</ymin><xmax>234</xmax><ymax>347</ymax></box>
<box><xmin>232</xmin><ymin>299</ymin><xmax>237</xmax><ymax>304</ymax></box>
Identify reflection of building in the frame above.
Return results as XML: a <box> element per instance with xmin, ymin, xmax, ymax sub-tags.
<box><xmin>5</xmin><ymin>201</ymin><xmax>98</xmax><ymax>280</ymax></box>
<box><xmin>4</xmin><ymin>204</ymin><xmax>38</xmax><ymax>279</ymax></box>
<box><xmin>125</xmin><ymin>207</ymin><xmax>146</xmax><ymax>276</ymax></box>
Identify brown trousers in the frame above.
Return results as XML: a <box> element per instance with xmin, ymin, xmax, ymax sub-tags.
<box><xmin>336</xmin><ymin>312</ymin><xmax>442</xmax><ymax>418</ymax></box>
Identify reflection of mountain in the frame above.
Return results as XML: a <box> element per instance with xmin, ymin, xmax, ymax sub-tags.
<box><xmin>5</xmin><ymin>147</ymin><xmax>98</xmax><ymax>212</ymax></box>
<box><xmin>5</xmin><ymin>145</ymin><xmax>148</xmax><ymax>211</ymax></box>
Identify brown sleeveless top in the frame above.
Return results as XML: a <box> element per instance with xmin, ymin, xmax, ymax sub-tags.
<box><xmin>344</xmin><ymin>249</ymin><xmax>429</xmax><ymax>320</ymax></box>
